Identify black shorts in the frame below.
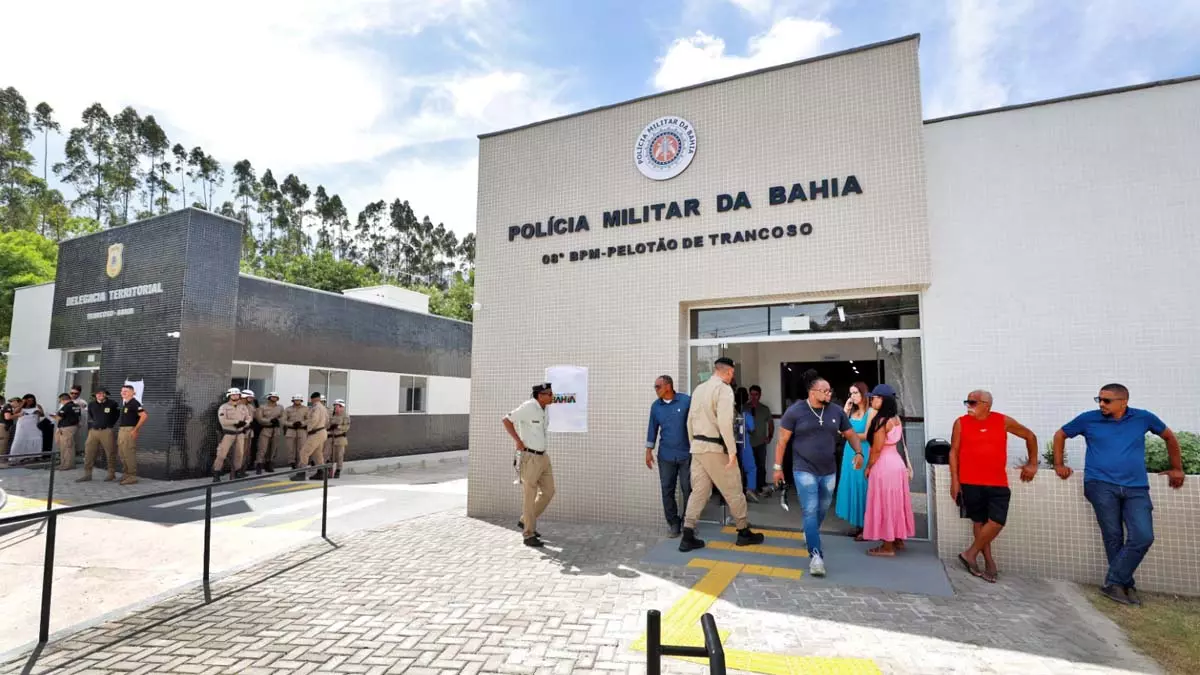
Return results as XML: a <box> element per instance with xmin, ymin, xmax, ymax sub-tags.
<box><xmin>960</xmin><ymin>484</ymin><xmax>1011</xmax><ymax>526</ymax></box>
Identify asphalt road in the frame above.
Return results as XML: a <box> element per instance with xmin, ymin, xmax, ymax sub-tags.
<box><xmin>70</xmin><ymin>462</ymin><xmax>468</xmax><ymax>535</ymax></box>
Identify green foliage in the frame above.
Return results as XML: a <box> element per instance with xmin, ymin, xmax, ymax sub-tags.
<box><xmin>1145</xmin><ymin>431</ymin><xmax>1200</xmax><ymax>475</ymax></box>
<box><xmin>0</xmin><ymin>229</ymin><xmax>57</xmax><ymax>335</ymax></box>
<box><xmin>252</xmin><ymin>251</ymin><xmax>381</xmax><ymax>294</ymax></box>
<box><xmin>425</xmin><ymin>270</ymin><xmax>474</xmax><ymax>322</ymax></box>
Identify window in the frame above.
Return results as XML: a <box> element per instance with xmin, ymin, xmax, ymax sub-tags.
<box><xmin>689</xmin><ymin>295</ymin><xmax>921</xmax><ymax>339</ymax></box>
<box><xmin>231</xmin><ymin>362</ymin><xmax>275</xmax><ymax>397</ymax></box>
<box><xmin>400</xmin><ymin>376</ymin><xmax>427</xmax><ymax>413</ymax></box>
<box><xmin>308</xmin><ymin>369</ymin><xmax>348</xmax><ymax>406</ymax></box>
<box><xmin>69</xmin><ymin>349</ymin><xmax>101</xmax><ymax>369</ymax></box>
<box><xmin>63</xmin><ymin>348</ymin><xmax>102</xmax><ymax>394</ymax></box>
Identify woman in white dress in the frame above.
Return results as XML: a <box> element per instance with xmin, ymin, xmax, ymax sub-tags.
<box><xmin>9</xmin><ymin>394</ymin><xmax>46</xmax><ymax>460</ymax></box>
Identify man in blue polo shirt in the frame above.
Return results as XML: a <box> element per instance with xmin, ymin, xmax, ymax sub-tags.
<box><xmin>1052</xmin><ymin>383</ymin><xmax>1185</xmax><ymax>606</ymax></box>
<box><xmin>645</xmin><ymin>375</ymin><xmax>691</xmax><ymax>538</ymax></box>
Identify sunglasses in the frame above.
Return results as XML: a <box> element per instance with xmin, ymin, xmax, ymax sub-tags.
<box><xmin>964</xmin><ymin>399</ymin><xmax>981</xmax><ymax>406</ymax></box>
<box><xmin>653</xmin><ymin>384</ymin><xmax>664</xmax><ymax>390</ymax></box>
<box><xmin>1094</xmin><ymin>397</ymin><xmax>1124</xmax><ymax>404</ymax></box>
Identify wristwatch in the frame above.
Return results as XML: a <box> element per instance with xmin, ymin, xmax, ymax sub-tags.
<box><xmin>772</xmin><ymin>464</ymin><xmax>783</xmax><ymax>471</ymax></box>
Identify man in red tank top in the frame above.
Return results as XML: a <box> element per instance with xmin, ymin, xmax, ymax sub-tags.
<box><xmin>950</xmin><ymin>390</ymin><xmax>1039</xmax><ymax>582</ymax></box>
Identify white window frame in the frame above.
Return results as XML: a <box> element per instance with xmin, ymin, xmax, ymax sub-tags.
<box><xmin>63</xmin><ymin>347</ymin><xmax>102</xmax><ymax>392</ymax></box>
<box><xmin>232</xmin><ymin>361</ymin><xmax>277</xmax><ymax>397</ymax></box>
<box><xmin>399</xmin><ymin>375</ymin><xmax>428</xmax><ymax>414</ymax></box>
<box><xmin>308</xmin><ymin>368</ymin><xmax>349</xmax><ymax>407</ymax></box>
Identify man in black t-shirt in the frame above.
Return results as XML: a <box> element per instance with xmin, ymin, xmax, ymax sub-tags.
<box><xmin>79</xmin><ymin>390</ymin><xmax>120</xmax><ymax>482</ymax></box>
<box><xmin>116</xmin><ymin>385</ymin><xmax>148</xmax><ymax>485</ymax></box>
<box><xmin>772</xmin><ymin>377</ymin><xmax>863</xmax><ymax>578</ymax></box>
<box><xmin>53</xmin><ymin>393</ymin><xmax>82</xmax><ymax>470</ymax></box>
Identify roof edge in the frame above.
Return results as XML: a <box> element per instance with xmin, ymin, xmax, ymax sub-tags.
<box><xmin>237</xmin><ymin>274</ymin><xmax>473</xmax><ymax>327</ymax></box>
<box><xmin>924</xmin><ymin>73</ymin><xmax>1200</xmax><ymax>125</ymax></box>
<box><xmin>478</xmin><ymin>33</ymin><xmax>920</xmax><ymax>140</ymax></box>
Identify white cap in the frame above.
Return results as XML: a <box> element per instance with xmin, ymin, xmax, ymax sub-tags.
<box><xmin>226</xmin><ymin>387</ymin><xmax>241</xmax><ymax>396</ymax></box>
<box><xmin>291</xmin><ymin>394</ymin><xmax>304</xmax><ymax>401</ymax></box>
<box><xmin>267</xmin><ymin>392</ymin><xmax>279</xmax><ymax>399</ymax></box>
<box><xmin>242</xmin><ymin>389</ymin><xmax>254</xmax><ymax>397</ymax></box>
<box><xmin>334</xmin><ymin>399</ymin><xmax>345</xmax><ymax>406</ymax></box>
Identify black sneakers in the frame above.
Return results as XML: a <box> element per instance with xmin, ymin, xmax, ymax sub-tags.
<box><xmin>517</xmin><ymin>521</ymin><xmax>542</xmax><ymax>538</ymax></box>
<box><xmin>524</xmin><ymin>536</ymin><xmax>544</xmax><ymax>548</ymax></box>
<box><xmin>678</xmin><ymin>528</ymin><xmax>706</xmax><ymax>552</ymax></box>
<box><xmin>1100</xmin><ymin>585</ymin><xmax>1132</xmax><ymax>605</ymax></box>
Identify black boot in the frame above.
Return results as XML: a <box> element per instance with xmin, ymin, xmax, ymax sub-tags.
<box><xmin>334</xmin><ymin>469</ymin><xmax>341</xmax><ymax>478</ymax></box>
<box><xmin>309</xmin><ymin>468</ymin><xmax>326</xmax><ymax>481</ymax></box>
<box><xmin>265</xmin><ymin>462</ymin><xmax>275</xmax><ymax>473</ymax></box>
<box><xmin>234</xmin><ymin>469</ymin><xmax>247</xmax><ymax>479</ymax></box>
<box><xmin>736</xmin><ymin>527</ymin><xmax>765</xmax><ymax>546</ymax></box>
<box><xmin>290</xmin><ymin>462</ymin><xmax>297</xmax><ymax>470</ymax></box>
<box><xmin>255</xmin><ymin>464</ymin><xmax>263</xmax><ymax>475</ymax></box>
<box><xmin>212</xmin><ymin>472</ymin><xmax>221</xmax><ymax>483</ymax></box>
<box><xmin>290</xmin><ymin>471</ymin><xmax>306</xmax><ymax>481</ymax></box>
<box><xmin>678</xmin><ymin>528</ymin><xmax>706</xmax><ymax>552</ymax></box>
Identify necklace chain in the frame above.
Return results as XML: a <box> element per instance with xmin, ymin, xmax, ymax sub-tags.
<box><xmin>807</xmin><ymin>401</ymin><xmax>825</xmax><ymax>426</ymax></box>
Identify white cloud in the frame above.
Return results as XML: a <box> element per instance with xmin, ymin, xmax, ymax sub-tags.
<box><xmin>653</xmin><ymin>17</ymin><xmax>839</xmax><ymax>91</ymax></box>
<box><xmin>342</xmin><ymin>156</ymin><xmax>480</xmax><ymax>237</ymax></box>
<box><xmin>923</xmin><ymin>0</ymin><xmax>1029</xmax><ymax>119</ymax></box>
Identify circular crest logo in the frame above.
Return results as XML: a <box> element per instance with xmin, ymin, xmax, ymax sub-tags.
<box><xmin>634</xmin><ymin>116</ymin><xmax>697</xmax><ymax>181</ymax></box>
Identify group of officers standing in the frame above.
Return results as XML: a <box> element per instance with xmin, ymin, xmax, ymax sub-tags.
<box><xmin>212</xmin><ymin>389</ymin><xmax>350</xmax><ymax>482</ymax></box>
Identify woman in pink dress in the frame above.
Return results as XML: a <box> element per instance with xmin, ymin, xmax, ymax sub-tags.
<box><xmin>862</xmin><ymin>384</ymin><xmax>915</xmax><ymax>556</ymax></box>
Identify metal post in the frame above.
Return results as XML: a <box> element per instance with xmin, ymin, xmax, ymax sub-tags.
<box><xmin>701</xmin><ymin>613</ymin><xmax>726</xmax><ymax>675</ymax></box>
<box><xmin>321</xmin><ymin>466</ymin><xmax>329</xmax><ymax>540</ymax></box>
<box><xmin>46</xmin><ymin>451</ymin><xmax>56</xmax><ymax>511</ymax></box>
<box><xmin>646</xmin><ymin>610</ymin><xmax>661</xmax><ymax>675</ymax></box>
<box><xmin>38</xmin><ymin>513</ymin><xmax>57</xmax><ymax>644</ymax></box>
<box><xmin>202</xmin><ymin>486</ymin><xmax>212</xmax><ymax>603</ymax></box>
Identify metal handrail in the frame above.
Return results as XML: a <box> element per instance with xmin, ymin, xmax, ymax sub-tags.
<box><xmin>0</xmin><ymin>450</ymin><xmax>61</xmax><ymax>511</ymax></box>
<box><xmin>0</xmin><ymin>462</ymin><xmax>336</xmax><ymax>648</ymax></box>
<box><xmin>646</xmin><ymin>609</ymin><xmax>727</xmax><ymax>675</ymax></box>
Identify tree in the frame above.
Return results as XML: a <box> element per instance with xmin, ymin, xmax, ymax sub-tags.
<box><xmin>253</xmin><ymin>249</ymin><xmax>380</xmax><ymax>293</ymax></box>
<box><xmin>258</xmin><ymin>169</ymin><xmax>280</xmax><ymax>248</ymax></box>
<box><xmin>0</xmin><ymin>87</ymin><xmax>38</xmax><ymax>232</ymax></box>
<box><xmin>138</xmin><ymin>115</ymin><xmax>171</xmax><ymax>217</ymax></box>
<box><xmin>171</xmin><ymin>143</ymin><xmax>189</xmax><ymax>209</ymax></box>
<box><xmin>31</xmin><ymin>103</ymin><xmax>61</xmax><ymax>235</ymax></box>
<box><xmin>279</xmin><ymin>173</ymin><xmax>310</xmax><ymax>256</ymax></box>
<box><xmin>427</xmin><ymin>269</ymin><xmax>474</xmax><ymax>321</ymax></box>
<box><xmin>110</xmin><ymin>106</ymin><xmax>143</xmax><ymax>225</ymax></box>
<box><xmin>55</xmin><ymin>103</ymin><xmax>113</xmax><ymax>225</ymax></box>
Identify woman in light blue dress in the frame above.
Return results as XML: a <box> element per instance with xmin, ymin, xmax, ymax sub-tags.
<box><xmin>835</xmin><ymin>382</ymin><xmax>873</xmax><ymax>539</ymax></box>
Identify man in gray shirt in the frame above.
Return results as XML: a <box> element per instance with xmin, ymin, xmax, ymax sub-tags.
<box><xmin>772</xmin><ymin>377</ymin><xmax>863</xmax><ymax>577</ymax></box>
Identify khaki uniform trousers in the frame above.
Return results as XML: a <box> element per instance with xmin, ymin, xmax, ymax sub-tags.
<box><xmin>55</xmin><ymin>427</ymin><xmax>77</xmax><ymax>470</ymax></box>
<box><xmin>0</xmin><ymin>428</ymin><xmax>9</xmax><ymax>457</ymax></box>
<box><xmin>255</xmin><ymin>427</ymin><xmax>279</xmax><ymax>465</ymax></box>
<box><xmin>236</xmin><ymin>432</ymin><xmax>250</xmax><ymax>470</ymax></box>
<box><xmin>683</xmin><ymin>451</ymin><xmax>749</xmax><ymax>530</ymax></box>
<box><xmin>117</xmin><ymin>427</ymin><xmax>138</xmax><ymax>479</ymax></box>
<box><xmin>83</xmin><ymin>429</ymin><xmax>117</xmax><ymax>479</ymax></box>
<box><xmin>299</xmin><ymin>429</ymin><xmax>327</xmax><ymax>468</ymax></box>
<box><xmin>322</xmin><ymin>437</ymin><xmax>333</xmax><ymax>464</ymax></box>
<box><xmin>213</xmin><ymin>432</ymin><xmax>243</xmax><ymax>473</ymax></box>
<box><xmin>330</xmin><ymin>436</ymin><xmax>348</xmax><ymax>470</ymax></box>
<box><xmin>519</xmin><ymin>451</ymin><xmax>555</xmax><ymax>538</ymax></box>
<box><xmin>285</xmin><ymin>432</ymin><xmax>304</xmax><ymax>466</ymax></box>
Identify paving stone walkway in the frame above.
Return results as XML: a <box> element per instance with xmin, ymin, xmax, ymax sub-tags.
<box><xmin>0</xmin><ymin>512</ymin><xmax>1159</xmax><ymax>675</ymax></box>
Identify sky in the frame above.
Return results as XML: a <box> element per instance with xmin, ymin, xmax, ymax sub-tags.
<box><xmin>2</xmin><ymin>0</ymin><xmax>1199</xmax><ymax>239</ymax></box>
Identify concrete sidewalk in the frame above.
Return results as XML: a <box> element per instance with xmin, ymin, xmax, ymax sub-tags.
<box><xmin>0</xmin><ymin>510</ymin><xmax>1160</xmax><ymax>675</ymax></box>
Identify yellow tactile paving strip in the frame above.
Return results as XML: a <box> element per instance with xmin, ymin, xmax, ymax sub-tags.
<box><xmin>634</xmin><ymin>542</ymin><xmax>881</xmax><ymax>674</ymax></box>
<box><xmin>720</xmin><ymin>526</ymin><xmax>806</xmax><ymax>541</ymax></box>
<box><xmin>707</xmin><ymin>541</ymin><xmax>810</xmax><ymax>558</ymax></box>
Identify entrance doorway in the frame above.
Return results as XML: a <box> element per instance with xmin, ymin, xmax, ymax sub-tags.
<box><xmin>686</xmin><ymin>294</ymin><xmax>928</xmax><ymax>541</ymax></box>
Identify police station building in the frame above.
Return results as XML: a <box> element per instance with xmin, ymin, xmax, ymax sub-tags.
<box><xmin>5</xmin><ymin>209</ymin><xmax>471</xmax><ymax>479</ymax></box>
<box><xmin>467</xmin><ymin>35</ymin><xmax>1200</xmax><ymax>593</ymax></box>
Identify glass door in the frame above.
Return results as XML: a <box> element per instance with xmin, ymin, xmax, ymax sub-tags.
<box><xmin>874</xmin><ymin>335</ymin><xmax>929</xmax><ymax>539</ymax></box>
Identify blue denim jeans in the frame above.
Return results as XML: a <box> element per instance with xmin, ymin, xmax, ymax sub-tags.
<box><xmin>658</xmin><ymin>457</ymin><xmax>692</xmax><ymax>528</ymax></box>
<box><xmin>1084</xmin><ymin>480</ymin><xmax>1155</xmax><ymax>589</ymax></box>
<box><xmin>793</xmin><ymin>471</ymin><xmax>836</xmax><ymax>556</ymax></box>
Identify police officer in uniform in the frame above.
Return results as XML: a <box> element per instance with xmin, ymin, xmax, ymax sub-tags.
<box><xmin>213</xmin><ymin>388</ymin><xmax>249</xmax><ymax>481</ymax></box>
<box><xmin>1</xmin><ymin>397</ymin><xmax>17</xmax><ymax>462</ymax></box>
<box><xmin>327</xmin><ymin>399</ymin><xmax>350</xmax><ymax>478</ymax></box>
<box><xmin>254</xmin><ymin>392</ymin><xmax>284</xmax><ymax>474</ymax></box>
<box><xmin>502</xmin><ymin>382</ymin><xmax>556</xmax><ymax>547</ymax></box>
<box><xmin>291</xmin><ymin>391</ymin><xmax>328</xmax><ymax>481</ymax></box>
<box><xmin>678</xmin><ymin>357</ymin><xmax>765</xmax><ymax>552</ymax></box>
<box><xmin>77</xmin><ymin>389</ymin><xmax>119</xmax><ymax>482</ymax></box>
<box><xmin>237</xmin><ymin>389</ymin><xmax>257</xmax><ymax>476</ymax></box>
<box><xmin>53</xmin><ymin>393</ymin><xmax>82</xmax><ymax>470</ymax></box>
<box><xmin>116</xmin><ymin>384</ymin><xmax>148</xmax><ymax>485</ymax></box>
<box><xmin>283</xmin><ymin>395</ymin><xmax>309</xmax><ymax>469</ymax></box>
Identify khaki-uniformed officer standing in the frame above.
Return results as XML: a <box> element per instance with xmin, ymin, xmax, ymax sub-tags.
<box><xmin>0</xmin><ymin>397</ymin><xmax>17</xmax><ymax>460</ymax></box>
<box><xmin>213</xmin><ymin>388</ymin><xmax>249</xmax><ymax>481</ymax></box>
<box><xmin>678</xmin><ymin>357</ymin><xmax>764</xmax><ymax>552</ymax></box>
<box><xmin>235</xmin><ymin>389</ymin><xmax>256</xmax><ymax>476</ymax></box>
<box><xmin>53</xmin><ymin>393</ymin><xmax>82</xmax><ymax>470</ymax></box>
<box><xmin>254</xmin><ymin>392</ymin><xmax>284</xmax><ymax>473</ymax></box>
<box><xmin>502</xmin><ymin>382</ymin><xmax>556</xmax><ymax>547</ymax></box>
<box><xmin>116</xmin><ymin>384</ymin><xmax>148</xmax><ymax>485</ymax></box>
<box><xmin>282</xmin><ymin>395</ymin><xmax>309</xmax><ymax>469</ymax></box>
<box><xmin>77</xmin><ymin>389</ymin><xmax>119</xmax><ymax>482</ymax></box>
<box><xmin>291</xmin><ymin>391</ymin><xmax>328</xmax><ymax>481</ymax></box>
<box><xmin>327</xmin><ymin>399</ymin><xmax>350</xmax><ymax>478</ymax></box>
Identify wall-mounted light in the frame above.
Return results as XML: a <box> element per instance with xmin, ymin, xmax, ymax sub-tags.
<box><xmin>837</xmin><ymin>306</ymin><xmax>846</xmax><ymax>322</ymax></box>
<box><xmin>470</xmin><ymin>302</ymin><xmax>482</xmax><ymax>311</ymax></box>
<box><xmin>166</xmin><ymin>331</ymin><xmax>180</xmax><ymax>338</ymax></box>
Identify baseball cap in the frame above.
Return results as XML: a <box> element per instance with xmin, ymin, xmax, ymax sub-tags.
<box><xmin>870</xmin><ymin>383</ymin><xmax>897</xmax><ymax>398</ymax></box>
<box><xmin>531</xmin><ymin>382</ymin><xmax>553</xmax><ymax>396</ymax></box>
<box><xmin>226</xmin><ymin>387</ymin><xmax>241</xmax><ymax>396</ymax></box>
<box><xmin>267</xmin><ymin>392</ymin><xmax>279</xmax><ymax>399</ymax></box>
<box><xmin>334</xmin><ymin>399</ymin><xmax>345</xmax><ymax>406</ymax></box>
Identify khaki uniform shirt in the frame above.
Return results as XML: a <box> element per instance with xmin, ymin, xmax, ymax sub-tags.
<box><xmin>307</xmin><ymin>402</ymin><xmax>329</xmax><ymax>433</ymax></box>
<box><xmin>217</xmin><ymin>401</ymin><xmax>244</xmax><ymax>433</ymax></box>
<box><xmin>283</xmin><ymin>405</ymin><xmax>309</xmax><ymax>437</ymax></box>
<box><xmin>506</xmin><ymin>399</ymin><xmax>548</xmax><ymax>451</ymax></box>
<box><xmin>687</xmin><ymin>376</ymin><xmax>736</xmax><ymax>455</ymax></box>
<box><xmin>328</xmin><ymin>410</ymin><xmax>350</xmax><ymax>437</ymax></box>
<box><xmin>256</xmin><ymin>403</ymin><xmax>283</xmax><ymax>429</ymax></box>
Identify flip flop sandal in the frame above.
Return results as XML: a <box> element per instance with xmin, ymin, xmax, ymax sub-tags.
<box><xmin>867</xmin><ymin>546</ymin><xmax>896</xmax><ymax>557</ymax></box>
<box><xmin>853</xmin><ymin>533</ymin><xmax>865</xmax><ymax>542</ymax></box>
<box><xmin>981</xmin><ymin>569</ymin><xmax>998</xmax><ymax>583</ymax></box>
<box><xmin>958</xmin><ymin>554</ymin><xmax>984</xmax><ymax>578</ymax></box>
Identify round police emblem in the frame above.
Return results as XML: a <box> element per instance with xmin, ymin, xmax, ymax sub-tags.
<box><xmin>634</xmin><ymin>116</ymin><xmax>697</xmax><ymax>180</ymax></box>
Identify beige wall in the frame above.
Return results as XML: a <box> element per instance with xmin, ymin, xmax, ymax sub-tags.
<box><xmin>469</xmin><ymin>37</ymin><xmax>931</xmax><ymax>526</ymax></box>
<box><xmin>932</xmin><ymin>466</ymin><xmax>1200</xmax><ymax>596</ymax></box>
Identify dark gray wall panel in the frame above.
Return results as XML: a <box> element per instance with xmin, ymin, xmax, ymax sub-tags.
<box><xmin>334</xmin><ymin>414</ymin><xmax>469</xmax><ymax>460</ymax></box>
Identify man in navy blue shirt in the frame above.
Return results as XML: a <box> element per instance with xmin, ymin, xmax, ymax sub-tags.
<box><xmin>1052</xmin><ymin>383</ymin><xmax>1185</xmax><ymax>606</ymax></box>
<box><xmin>645</xmin><ymin>375</ymin><xmax>691</xmax><ymax>537</ymax></box>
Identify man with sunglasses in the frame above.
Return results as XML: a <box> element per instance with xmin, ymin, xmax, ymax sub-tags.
<box><xmin>504</xmin><ymin>382</ymin><xmax>556</xmax><ymax>547</ymax></box>
<box><xmin>1052</xmin><ymin>383</ymin><xmax>1185</xmax><ymax>606</ymax></box>
<box><xmin>645</xmin><ymin>375</ymin><xmax>691</xmax><ymax>537</ymax></box>
<box><xmin>949</xmin><ymin>391</ymin><xmax>1038</xmax><ymax>583</ymax></box>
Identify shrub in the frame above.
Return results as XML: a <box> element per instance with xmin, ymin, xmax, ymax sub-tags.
<box><xmin>1145</xmin><ymin>431</ymin><xmax>1200</xmax><ymax>475</ymax></box>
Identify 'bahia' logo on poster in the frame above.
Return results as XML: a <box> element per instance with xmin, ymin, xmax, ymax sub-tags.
<box><xmin>634</xmin><ymin>116</ymin><xmax>697</xmax><ymax>180</ymax></box>
<box><xmin>106</xmin><ymin>243</ymin><xmax>124</xmax><ymax>278</ymax></box>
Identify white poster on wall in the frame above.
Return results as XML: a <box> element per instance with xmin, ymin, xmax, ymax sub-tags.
<box><xmin>123</xmin><ymin>379</ymin><xmax>145</xmax><ymax>402</ymax></box>
<box><xmin>545</xmin><ymin>365</ymin><xmax>587</xmax><ymax>433</ymax></box>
